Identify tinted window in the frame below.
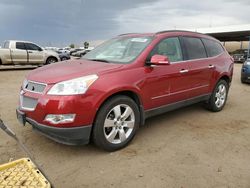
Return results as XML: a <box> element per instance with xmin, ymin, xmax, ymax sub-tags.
<box><xmin>3</xmin><ymin>41</ymin><xmax>9</xmax><ymax>49</ymax></box>
<box><xmin>16</xmin><ymin>42</ymin><xmax>26</xmax><ymax>50</ymax></box>
<box><xmin>183</xmin><ymin>37</ymin><xmax>207</xmax><ymax>60</ymax></box>
<box><xmin>202</xmin><ymin>38</ymin><xmax>224</xmax><ymax>57</ymax></box>
<box><xmin>25</xmin><ymin>43</ymin><xmax>41</xmax><ymax>51</ymax></box>
<box><xmin>149</xmin><ymin>37</ymin><xmax>183</xmax><ymax>62</ymax></box>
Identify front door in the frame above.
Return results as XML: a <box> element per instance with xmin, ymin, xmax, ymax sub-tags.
<box><xmin>143</xmin><ymin>37</ymin><xmax>191</xmax><ymax>110</ymax></box>
<box><xmin>25</xmin><ymin>43</ymin><xmax>44</xmax><ymax>64</ymax></box>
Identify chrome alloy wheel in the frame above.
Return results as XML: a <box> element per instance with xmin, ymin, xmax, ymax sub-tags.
<box><xmin>103</xmin><ymin>104</ymin><xmax>135</xmax><ymax>144</ymax></box>
<box><xmin>215</xmin><ymin>84</ymin><xmax>227</xmax><ymax>108</ymax></box>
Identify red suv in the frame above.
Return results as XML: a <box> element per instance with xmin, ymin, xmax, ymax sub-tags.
<box><xmin>17</xmin><ymin>31</ymin><xmax>233</xmax><ymax>151</ymax></box>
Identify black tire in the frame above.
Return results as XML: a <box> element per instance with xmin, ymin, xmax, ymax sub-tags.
<box><xmin>45</xmin><ymin>57</ymin><xmax>57</xmax><ymax>65</ymax></box>
<box><xmin>61</xmin><ymin>57</ymin><xmax>68</xmax><ymax>61</ymax></box>
<box><xmin>92</xmin><ymin>95</ymin><xmax>140</xmax><ymax>151</ymax></box>
<box><xmin>241</xmin><ymin>78</ymin><xmax>245</xmax><ymax>84</ymax></box>
<box><xmin>205</xmin><ymin>79</ymin><xmax>229</xmax><ymax>112</ymax></box>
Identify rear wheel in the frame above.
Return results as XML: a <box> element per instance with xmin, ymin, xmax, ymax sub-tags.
<box><xmin>205</xmin><ymin>79</ymin><xmax>229</xmax><ymax>112</ymax></box>
<box><xmin>92</xmin><ymin>95</ymin><xmax>140</xmax><ymax>151</ymax></box>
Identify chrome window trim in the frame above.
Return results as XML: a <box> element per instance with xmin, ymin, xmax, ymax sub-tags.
<box><xmin>169</xmin><ymin>52</ymin><xmax>224</xmax><ymax>65</ymax></box>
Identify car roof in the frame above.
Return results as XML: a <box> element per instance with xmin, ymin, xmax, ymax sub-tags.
<box><xmin>6</xmin><ymin>40</ymin><xmax>35</xmax><ymax>43</ymax></box>
<box><xmin>118</xmin><ymin>30</ymin><xmax>218</xmax><ymax>42</ymax></box>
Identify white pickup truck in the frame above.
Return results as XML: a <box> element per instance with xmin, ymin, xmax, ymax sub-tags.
<box><xmin>0</xmin><ymin>40</ymin><xmax>60</xmax><ymax>65</ymax></box>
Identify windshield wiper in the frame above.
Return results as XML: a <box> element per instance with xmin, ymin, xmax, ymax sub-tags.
<box><xmin>88</xmin><ymin>58</ymin><xmax>111</xmax><ymax>63</ymax></box>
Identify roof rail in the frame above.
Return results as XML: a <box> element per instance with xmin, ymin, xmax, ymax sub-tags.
<box><xmin>118</xmin><ymin>33</ymin><xmax>140</xmax><ymax>36</ymax></box>
<box><xmin>156</xmin><ymin>30</ymin><xmax>202</xmax><ymax>35</ymax></box>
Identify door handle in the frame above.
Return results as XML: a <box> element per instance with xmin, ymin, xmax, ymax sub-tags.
<box><xmin>208</xmin><ymin>65</ymin><xmax>215</xmax><ymax>69</ymax></box>
<box><xmin>28</xmin><ymin>51</ymin><xmax>33</xmax><ymax>53</ymax></box>
<box><xmin>179</xmin><ymin>69</ymin><xmax>189</xmax><ymax>73</ymax></box>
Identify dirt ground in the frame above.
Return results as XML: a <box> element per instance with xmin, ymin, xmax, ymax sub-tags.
<box><xmin>0</xmin><ymin>64</ymin><xmax>250</xmax><ymax>188</ymax></box>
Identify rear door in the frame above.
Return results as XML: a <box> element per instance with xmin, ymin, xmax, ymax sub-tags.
<box><xmin>143</xmin><ymin>37</ymin><xmax>191</xmax><ymax>109</ymax></box>
<box><xmin>181</xmin><ymin>36</ymin><xmax>214</xmax><ymax>98</ymax></box>
<box><xmin>11</xmin><ymin>42</ymin><xmax>28</xmax><ymax>65</ymax></box>
<box><xmin>25</xmin><ymin>43</ymin><xmax>44</xmax><ymax>64</ymax></box>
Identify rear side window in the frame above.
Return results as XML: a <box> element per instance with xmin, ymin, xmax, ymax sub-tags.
<box><xmin>16</xmin><ymin>42</ymin><xmax>26</xmax><ymax>50</ymax></box>
<box><xmin>149</xmin><ymin>37</ymin><xmax>183</xmax><ymax>62</ymax></box>
<box><xmin>182</xmin><ymin>37</ymin><xmax>207</xmax><ymax>60</ymax></box>
<box><xmin>202</xmin><ymin>38</ymin><xmax>224</xmax><ymax>57</ymax></box>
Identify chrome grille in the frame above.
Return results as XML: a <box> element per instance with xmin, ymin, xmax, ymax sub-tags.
<box><xmin>21</xmin><ymin>96</ymin><xmax>38</xmax><ymax>111</ymax></box>
<box><xmin>24</xmin><ymin>81</ymin><xmax>46</xmax><ymax>93</ymax></box>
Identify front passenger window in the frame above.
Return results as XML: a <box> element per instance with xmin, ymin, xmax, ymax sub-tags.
<box><xmin>25</xmin><ymin>43</ymin><xmax>41</xmax><ymax>51</ymax></box>
<box><xmin>149</xmin><ymin>37</ymin><xmax>183</xmax><ymax>63</ymax></box>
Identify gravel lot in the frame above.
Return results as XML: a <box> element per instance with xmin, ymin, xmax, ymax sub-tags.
<box><xmin>0</xmin><ymin>63</ymin><xmax>250</xmax><ymax>188</ymax></box>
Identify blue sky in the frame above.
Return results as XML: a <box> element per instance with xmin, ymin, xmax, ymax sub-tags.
<box><xmin>0</xmin><ymin>0</ymin><xmax>249</xmax><ymax>47</ymax></box>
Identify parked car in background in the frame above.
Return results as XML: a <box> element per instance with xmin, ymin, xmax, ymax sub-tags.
<box><xmin>57</xmin><ymin>50</ymin><xmax>71</xmax><ymax>61</ymax></box>
<box><xmin>232</xmin><ymin>49</ymin><xmax>249</xmax><ymax>63</ymax></box>
<box><xmin>72</xmin><ymin>49</ymin><xmax>92</xmax><ymax>57</ymax></box>
<box><xmin>0</xmin><ymin>40</ymin><xmax>60</xmax><ymax>65</ymax></box>
<box><xmin>44</xmin><ymin>47</ymin><xmax>59</xmax><ymax>51</ymax></box>
<box><xmin>241</xmin><ymin>59</ymin><xmax>250</xmax><ymax>83</ymax></box>
<box><xmin>70</xmin><ymin>48</ymin><xmax>83</xmax><ymax>55</ymax></box>
<box><xmin>58</xmin><ymin>48</ymin><xmax>70</xmax><ymax>54</ymax></box>
<box><xmin>17</xmin><ymin>31</ymin><xmax>233</xmax><ymax>151</ymax></box>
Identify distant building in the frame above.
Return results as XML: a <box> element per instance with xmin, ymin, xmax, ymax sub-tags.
<box><xmin>189</xmin><ymin>24</ymin><xmax>250</xmax><ymax>53</ymax></box>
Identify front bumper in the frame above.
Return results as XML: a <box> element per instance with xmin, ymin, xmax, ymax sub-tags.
<box><xmin>17</xmin><ymin>109</ymin><xmax>92</xmax><ymax>145</ymax></box>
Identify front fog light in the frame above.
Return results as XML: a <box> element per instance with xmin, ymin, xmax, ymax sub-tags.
<box><xmin>45</xmin><ymin>114</ymin><xmax>75</xmax><ymax>124</ymax></box>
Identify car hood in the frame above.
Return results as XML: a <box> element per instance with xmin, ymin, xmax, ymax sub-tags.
<box><xmin>27</xmin><ymin>59</ymin><xmax>124</xmax><ymax>84</ymax></box>
<box><xmin>44</xmin><ymin>49</ymin><xmax>58</xmax><ymax>56</ymax></box>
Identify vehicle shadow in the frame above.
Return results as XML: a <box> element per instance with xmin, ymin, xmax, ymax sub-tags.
<box><xmin>22</xmin><ymin>102</ymin><xmax>204</xmax><ymax>158</ymax></box>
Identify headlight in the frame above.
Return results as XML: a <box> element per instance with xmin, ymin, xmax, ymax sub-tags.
<box><xmin>47</xmin><ymin>74</ymin><xmax>98</xmax><ymax>95</ymax></box>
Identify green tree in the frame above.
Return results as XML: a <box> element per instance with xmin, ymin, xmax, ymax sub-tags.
<box><xmin>69</xmin><ymin>44</ymin><xmax>75</xmax><ymax>48</ymax></box>
<box><xmin>84</xmin><ymin>41</ymin><xmax>89</xmax><ymax>49</ymax></box>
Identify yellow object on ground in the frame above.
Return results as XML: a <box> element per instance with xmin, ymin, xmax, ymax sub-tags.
<box><xmin>0</xmin><ymin>158</ymin><xmax>50</xmax><ymax>188</ymax></box>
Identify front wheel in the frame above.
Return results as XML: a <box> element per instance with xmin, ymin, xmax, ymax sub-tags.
<box><xmin>92</xmin><ymin>95</ymin><xmax>140</xmax><ymax>151</ymax></box>
<box><xmin>205</xmin><ymin>79</ymin><xmax>229</xmax><ymax>112</ymax></box>
<box><xmin>61</xmin><ymin>57</ymin><xmax>68</xmax><ymax>61</ymax></box>
<box><xmin>45</xmin><ymin>57</ymin><xmax>57</xmax><ymax>65</ymax></box>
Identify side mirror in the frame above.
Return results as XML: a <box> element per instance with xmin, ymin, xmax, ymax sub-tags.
<box><xmin>149</xmin><ymin>54</ymin><xmax>170</xmax><ymax>65</ymax></box>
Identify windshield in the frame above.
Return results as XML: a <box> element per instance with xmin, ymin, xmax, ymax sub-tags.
<box><xmin>83</xmin><ymin>36</ymin><xmax>153</xmax><ymax>64</ymax></box>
